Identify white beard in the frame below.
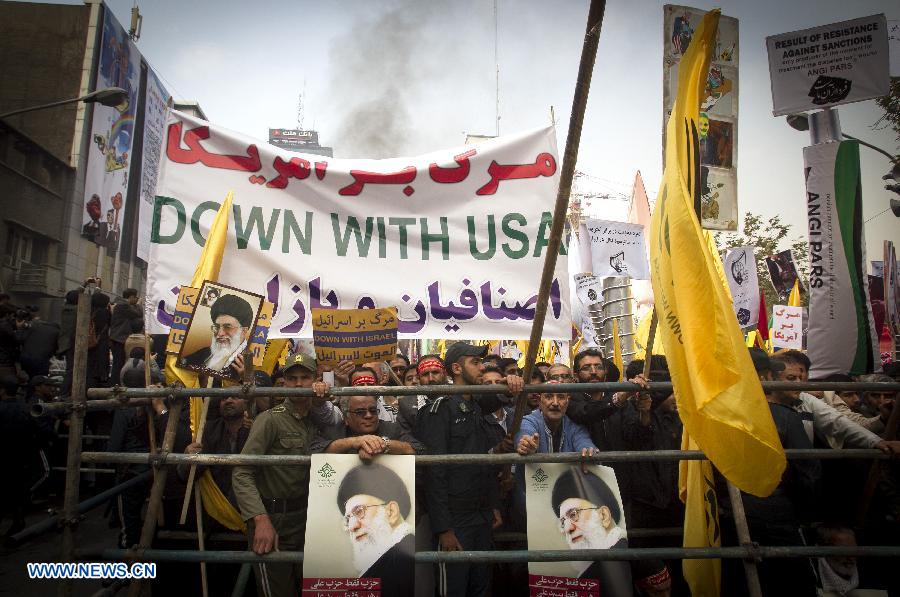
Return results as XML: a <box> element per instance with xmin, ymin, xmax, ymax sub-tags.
<box><xmin>566</xmin><ymin>517</ymin><xmax>625</xmax><ymax>575</ymax></box>
<box><xmin>206</xmin><ymin>329</ymin><xmax>241</xmax><ymax>371</ymax></box>
<box><xmin>350</xmin><ymin>510</ymin><xmax>411</xmax><ymax>577</ymax></box>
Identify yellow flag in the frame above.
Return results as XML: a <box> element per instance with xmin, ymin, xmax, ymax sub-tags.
<box><xmin>680</xmin><ymin>432</ymin><xmax>722</xmax><ymax>596</ymax></box>
<box><xmin>611</xmin><ymin>318</ymin><xmax>623</xmax><ymax>381</ymax></box>
<box><xmin>261</xmin><ymin>339</ymin><xmax>290</xmax><ymax>376</ymax></box>
<box><xmin>164</xmin><ymin>192</ymin><xmax>246</xmax><ymax>533</ymax></box>
<box><xmin>788</xmin><ymin>279</ymin><xmax>801</xmax><ymax>307</ymax></box>
<box><xmin>745</xmin><ymin>330</ymin><xmax>757</xmax><ymax>348</ymax></box>
<box><xmin>633</xmin><ymin>309</ymin><xmax>665</xmax><ymax>360</ymax></box>
<box><xmin>650</xmin><ymin>8</ymin><xmax>784</xmax><ymax>496</ymax></box>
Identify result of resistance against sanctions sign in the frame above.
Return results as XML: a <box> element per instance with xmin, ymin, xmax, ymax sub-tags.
<box><xmin>766</xmin><ymin>14</ymin><xmax>890</xmax><ymax>116</ymax></box>
<box><xmin>312</xmin><ymin>307</ymin><xmax>398</xmax><ymax>367</ymax></box>
<box><xmin>147</xmin><ymin>111</ymin><xmax>569</xmax><ymax>339</ymax></box>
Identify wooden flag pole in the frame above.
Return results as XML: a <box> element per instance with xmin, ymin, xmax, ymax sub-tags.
<box><xmin>194</xmin><ymin>489</ymin><xmax>209</xmax><ymax>597</ymax></box>
<box><xmin>179</xmin><ymin>379</ymin><xmax>213</xmax><ymax>525</ymax></box>
<box><xmin>513</xmin><ymin>0</ymin><xmax>607</xmax><ymax>437</ymax></box>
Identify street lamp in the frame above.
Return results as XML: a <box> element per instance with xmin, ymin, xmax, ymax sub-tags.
<box><xmin>787</xmin><ymin>111</ymin><xmax>899</xmax><ymax>217</ymax></box>
<box><xmin>0</xmin><ymin>86</ymin><xmax>128</xmax><ymax>119</ymax></box>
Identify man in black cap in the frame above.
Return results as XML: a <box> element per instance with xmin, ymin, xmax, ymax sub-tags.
<box><xmin>181</xmin><ymin>294</ymin><xmax>254</xmax><ymax>373</ymax></box>
<box><xmin>337</xmin><ymin>463</ymin><xmax>415</xmax><ymax>595</ymax></box>
<box><xmin>551</xmin><ymin>467</ymin><xmax>632</xmax><ymax>596</ymax></box>
<box><xmin>415</xmin><ymin>341</ymin><xmax>523</xmax><ymax>597</ymax></box>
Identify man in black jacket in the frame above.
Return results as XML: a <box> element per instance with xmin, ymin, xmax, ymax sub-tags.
<box><xmin>416</xmin><ymin>342</ymin><xmax>521</xmax><ymax>597</ymax></box>
<box><xmin>109</xmin><ymin>289</ymin><xmax>142</xmax><ymax>384</ymax></box>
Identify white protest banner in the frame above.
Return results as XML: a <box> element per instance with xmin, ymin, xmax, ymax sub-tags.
<box><xmin>574</xmin><ymin>273</ymin><xmax>603</xmax><ymax>306</ymax></box>
<box><xmin>724</xmin><ymin>245</ymin><xmax>760</xmax><ymax>328</ymax></box>
<box><xmin>772</xmin><ymin>305</ymin><xmax>803</xmax><ymax>350</ymax></box>
<box><xmin>766</xmin><ymin>14</ymin><xmax>890</xmax><ymax>117</ymax></box>
<box><xmin>581</xmin><ymin>220</ymin><xmax>649</xmax><ymax>280</ymax></box>
<box><xmin>80</xmin><ymin>8</ymin><xmax>142</xmax><ymax>255</ymax></box>
<box><xmin>804</xmin><ymin>141</ymin><xmax>880</xmax><ymax>377</ymax></box>
<box><xmin>147</xmin><ymin>111</ymin><xmax>569</xmax><ymax>339</ymax></box>
<box><xmin>137</xmin><ymin>69</ymin><xmax>171</xmax><ymax>262</ymax></box>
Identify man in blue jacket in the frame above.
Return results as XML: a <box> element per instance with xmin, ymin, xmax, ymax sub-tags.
<box><xmin>515</xmin><ymin>380</ymin><xmax>596</xmax><ymax>457</ymax></box>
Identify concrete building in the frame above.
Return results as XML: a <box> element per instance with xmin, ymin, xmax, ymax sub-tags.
<box><xmin>0</xmin><ymin>1</ymin><xmax>203</xmax><ymax>321</ymax></box>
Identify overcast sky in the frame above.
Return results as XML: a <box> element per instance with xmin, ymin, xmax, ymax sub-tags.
<box><xmin>81</xmin><ymin>0</ymin><xmax>899</xmax><ymax>262</ymax></box>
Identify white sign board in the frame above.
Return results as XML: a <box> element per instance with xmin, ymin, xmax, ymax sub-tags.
<box><xmin>147</xmin><ymin>111</ymin><xmax>570</xmax><ymax>339</ymax></box>
<box><xmin>723</xmin><ymin>245</ymin><xmax>760</xmax><ymax>328</ymax></box>
<box><xmin>766</xmin><ymin>14</ymin><xmax>890</xmax><ymax>116</ymax></box>
<box><xmin>772</xmin><ymin>305</ymin><xmax>803</xmax><ymax>350</ymax></box>
<box><xmin>581</xmin><ymin>220</ymin><xmax>649</xmax><ymax>280</ymax></box>
<box><xmin>574</xmin><ymin>273</ymin><xmax>603</xmax><ymax>307</ymax></box>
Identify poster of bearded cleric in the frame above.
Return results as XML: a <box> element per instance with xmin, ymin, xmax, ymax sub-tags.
<box><xmin>303</xmin><ymin>455</ymin><xmax>415</xmax><ymax>596</ymax></box>
<box><xmin>525</xmin><ymin>463</ymin><xmax>631</xmax><ymax>597</ymax></box>
<box><xmin>177</xmin><ymin>282</ymin><xmax>264</xmax><ymax>380</ymax></box>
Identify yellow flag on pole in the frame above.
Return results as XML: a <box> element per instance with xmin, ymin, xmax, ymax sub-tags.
<box><xmin>164</xmin><ymin>192</ymin><xmax>246</xmax><ymax>533</ymax></box>
<box><xmin>650</xmin><ymin>7</ymin><xmax>784</xmax><ymax>497</ymax></box>
<box><xmin>679</xmin><ymin>432</ymin><xmax>722</xmax><ymax>596</ymax></box>
<box><xmin>788</xmin><ymin>279</ymin><xmax>801</xmax><ymax>307</ymax></box>
<box><xmin>612</xmin><ymin>318</ymin><xmax>624</xmax><ymax>381</ymax></box>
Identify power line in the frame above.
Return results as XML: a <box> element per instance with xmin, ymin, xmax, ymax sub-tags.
<box><xmin>864</xmin><ymin>206</ymin><xmax>891</xmax><ymax>223</ymax></box>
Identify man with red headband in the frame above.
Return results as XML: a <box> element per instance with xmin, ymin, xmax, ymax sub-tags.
<box><xmin>397</xmin><ymin>354</ymin><xmax>447</xmax><ymax>436</ymax></box>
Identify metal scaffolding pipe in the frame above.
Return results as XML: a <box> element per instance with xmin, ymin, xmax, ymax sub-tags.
<box><xmin>79</xmin><ymin>448</ymin><xmax>890</xmax><ymax>467</ymax></box>
<box><xmin>76</xmin><ymin>545</ymin><xmax>900</xmax><ymax>565</ymax></box>
<box><xmin>80</xmin><ymin>380</ymin><xmax>899</xmax><ymax>396</ymax></box>
<box><xmin>10</xmin><ymin>471</ymin><xmax>152</xmax><ymax>547</ymax></box>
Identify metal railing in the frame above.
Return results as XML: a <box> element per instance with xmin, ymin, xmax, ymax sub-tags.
<box><xmin>38</xmin><ymin>368</ymin><xmax>900</xmax><ymax>597</ymax></box>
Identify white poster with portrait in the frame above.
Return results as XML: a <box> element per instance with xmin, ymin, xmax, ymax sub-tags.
<box><xmin>581</xmin><ymin>221</ymin><xmax>649</xmax><ymax>280</ymax></box>
<box><xmin>303</xmin><ymin>454</ymin><xmax>415</xmax><ymax>596</ymax></box>
<box><xmin>525</xmin><ymin>463</ymin><xmax>631</xmax><ymax>597</ymax></box>
<box><xmin>724</xmin><ymin>245</ymin><xmax>760</xmax><ymax>328</ymax></box>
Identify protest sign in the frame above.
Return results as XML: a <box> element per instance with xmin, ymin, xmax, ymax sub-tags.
<box><xmin>137</xmin><ymin>68</ymin><xmax>172</xmax><ymax>262</ymax></box>
<box><xmin>804</xmin><ymin>141</ymin><xmax>880</xmax><ymax>377</ymax></box>
<box><xmin>147</xmin><ymin>111</ymin><xmax>569</xmax><ymax>340</ymax></box>
<box><xmin>765</xmin><ymin>250</ymin><xmax>801</xmax><ymax>303</ymax></box>
<box><xmin>312</xmin><ymin>307</ymin><xmax>398</xmax><ymax>367</ymax></box>
<box><xmin>525</xmin><ymin>463</ymin><xmax>631</xmax><ymax>597</ymax></box>
<box><xmin>303</xmin><ymin>454</ymin><xmax>415</xmax><ymax>596</ymax></box>
<box><xmin>772</xmin><ymin>305</ymin><xmax>803</xmax><ymax>349</ymax></box>
<box><xmin>724</xmin><ymin>246</ymin><xmax>760</xmax><ymax>328</ymax></box>
<box><xmin>81</xmin><ymin>8</ymin><xmax>142</xmax><ymax>254</ymax></box>
<box><xmin>166</xmin><ymin>286</ymin><xmax>200</xmax><ymax>356</ymax></box>
<box><xmin>663</xmin><ymin>5</ymin><xmax>739</xmax><ymax>231</ymax></box>
<box><xmin>766</xmin><ymin>14</ymin><xmax>890</xmax><ymax>117</ymax></box>
<box><xmin>176</xmin><ymin>282</ymin><xmax>264</xmax><ymax>380</ymax></box>
<box><xmin>581</xmin><ymin>220</ymin><xmax>649</xmax><ymax>280</ymax></box>
<box><xmin>885</xmin><ymin>241</ymin><xmax>899</xmax><ymax>343</ymax></box>
<box><xmin>574</xmin><ymin>273</ymin><xmax>603</xmax><ymax>306</ymax></box>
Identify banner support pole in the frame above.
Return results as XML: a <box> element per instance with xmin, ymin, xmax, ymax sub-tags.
<box><xmin>513</xmin><ymin>0</ymin><xmax>607</xmax><ymax>437</ymax></box>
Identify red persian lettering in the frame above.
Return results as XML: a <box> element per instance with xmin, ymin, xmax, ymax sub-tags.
<box><xmin>339</xmin><ymin>166</ymin><xmax>417</xmax><ymax>196</ymax></box>
<box><xmin>475</xmin><ymin>152</ymin><xmax>557</xmax><ymax>195</ymax></box>
<box><xmin>266</xmin><ymin>156</ymin><xmax>312</xmax><ymax>189</ymax></box>
<box><xmin>429</xmin><ymin>149</ymin><xmax>476</xmax><ymax>184</ymax></box>
<box><xmin>166</xmin><ymin>122</ymin><xmax>261</xmax><ymax>172</ymax></box>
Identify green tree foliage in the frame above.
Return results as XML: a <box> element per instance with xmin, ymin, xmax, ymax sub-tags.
<box><xmin>874</xmin><ymin>77</ymin><xmax>900</xmax><ymax>142</ymax></box>
<box><xmin>714</xmin><ymin>212</ymin><xmax>809</xmax><ymax>312</ymax></box>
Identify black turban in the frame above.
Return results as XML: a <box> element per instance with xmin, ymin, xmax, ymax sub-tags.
<box><xmin>210</xmin><ymin>294</ymin><xmax>254</xmax><ymax>328</ymax></box>
<box><xmin>337</xmin><ymin>463</ymin><xmax>411</xmax><ymax>519</ymax></box>
<box><xmin>551</xmin><ymin>467</ymin><xmax>621</xmax><ymax>524</ymax></box>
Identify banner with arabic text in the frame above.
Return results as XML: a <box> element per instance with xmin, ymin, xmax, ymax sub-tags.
<box><xmin>312</xmin><ymin>307</ymin><xmax>398</xmax><ymax>367</ymax></box>
<box><xmin>147</xmin><ymin>112</ymin><xmax>569</xmax><ymax>339</ymax></box>
<box><xmin>137</xmin><ymin>68</ymin><xmax>171</xmax><ymax>262</ymax></box>
<box><xmin>581</xmin><ymin>220</ymin><xmax>649</xmax><ymax>280</ymax></box>
<box><xmin>772</xmin><ymin>305</ymin><xmax>803</xmax><ymax>350</ymax></box>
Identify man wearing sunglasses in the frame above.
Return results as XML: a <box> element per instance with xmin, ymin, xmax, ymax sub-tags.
<box><xmin>310</xmin><ymin>394</ymin><xmax>421</xmax><ymax>459</ymax></box>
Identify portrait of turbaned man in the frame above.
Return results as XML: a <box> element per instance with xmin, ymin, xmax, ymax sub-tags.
<box><xmin>303</xmin><ymin>454</ymin><xmax>416</xmax><ymax>596</ymax></box>
<box><xmin>525</xmin><ymin>463</ymin><xmax>633</xmax><ymax>597</ymax></box>
<box><xmin>177</xmin><ymin>281</ymin><xmax>263</xmax><ymax>380</ymax></box>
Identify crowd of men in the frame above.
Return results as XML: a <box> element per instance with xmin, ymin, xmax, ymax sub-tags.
<box><xmin>1</xmin><ymin>288</ymin><xmax>899</xmax><ymax>596</ymax></box>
